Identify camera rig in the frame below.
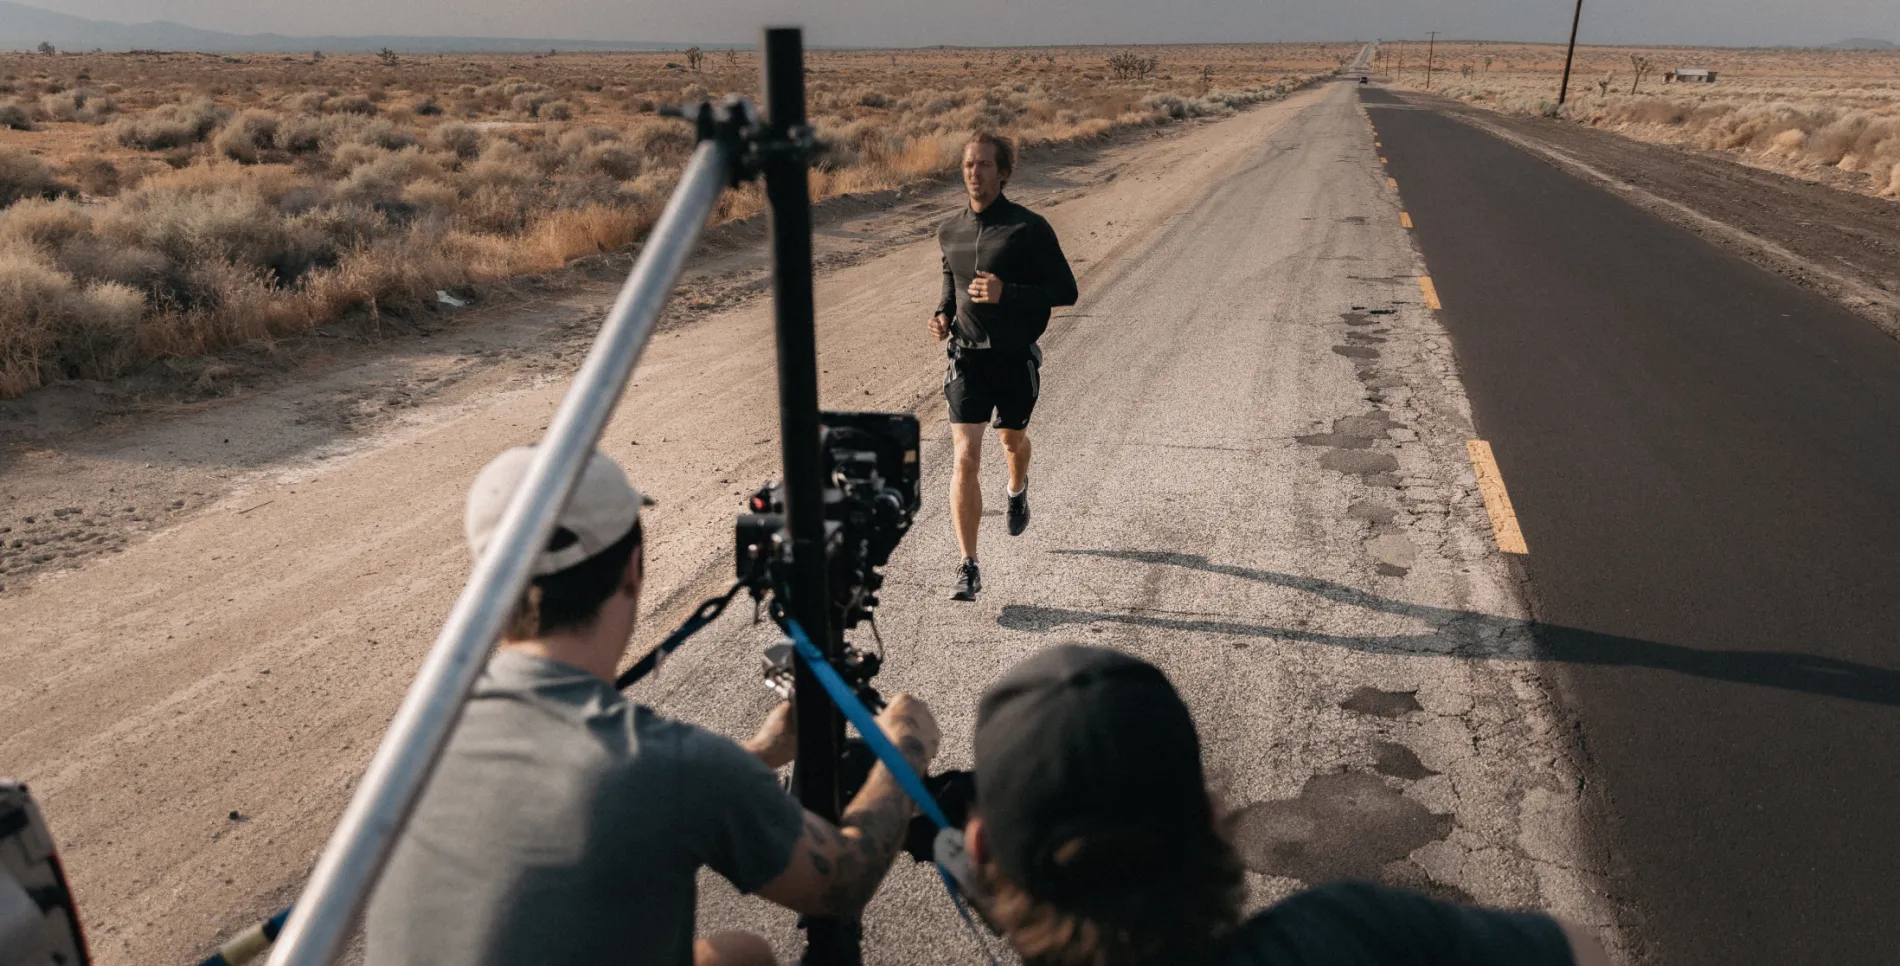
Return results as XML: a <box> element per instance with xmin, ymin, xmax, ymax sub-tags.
<box><xmin>746</xmin><ymin>411</ymin><xmax>921</xmax><ymax>710</ymax></box>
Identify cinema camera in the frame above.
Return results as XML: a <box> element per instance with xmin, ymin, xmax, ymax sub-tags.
<box><xmin>741</xmin><ymin>411</ymin><xmax>921</xmax><ymax>709</ymax></box>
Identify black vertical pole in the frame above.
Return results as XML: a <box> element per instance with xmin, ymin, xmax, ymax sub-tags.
<box><xmin>1558</xmin><ymin>0</ymin><xmax>1584</xmax><ymax>105</ymax></box>
<box><xmin>1425</xmin><ymin>31</ymin><xmax>1438</xmax><ymax>89</ymax></box>
<box><xmin>759</xmin><ymin>25</ymin><xmax>859</xmax><ymax>966</ymax></box>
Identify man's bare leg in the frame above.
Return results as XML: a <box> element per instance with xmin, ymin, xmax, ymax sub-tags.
<box><xmin>999</xmin><ymin>427</ymin><xmax>1032</xmax><ymax>536</ymax></box>
<box><xmin>998</xmin><ymin>428</ymin><xmax>1031</xmax><ymax>494</ymax></box>
<box><xmin>950</xmin><ymin>423</ymin><xmax>986</xmax><ymax>561</ymax></box>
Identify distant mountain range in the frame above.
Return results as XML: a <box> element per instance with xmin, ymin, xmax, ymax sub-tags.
<box><xmin>1820</xmin><ymin>38</ymin><xmax>1897</xmax><ymax>49</ymax></box>
<box><xmin>0</xmin><ymin>1</ymin><xmax>702</xmax><ymax>53</ymax></box>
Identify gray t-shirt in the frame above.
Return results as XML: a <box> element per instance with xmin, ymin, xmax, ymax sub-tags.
<box><xmin>366</xmin><ymin>650</ymin><xmax>805</xmax><ymax>966</ymax></box>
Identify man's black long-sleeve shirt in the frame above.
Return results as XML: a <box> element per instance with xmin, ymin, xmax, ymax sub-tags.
<box><xmin>936</xmin><ymin>194</ymin><xmax>1078</xmax><ymax>353</ymax></box>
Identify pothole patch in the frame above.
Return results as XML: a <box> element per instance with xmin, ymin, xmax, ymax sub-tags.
<box><xmin>1365</xmin><ymin>532</ymin><xmax>1416</xmax><ymax>575</ymax></box>
<box><xmin>1339</xmin><ymin>685</ymin><xmax>1422</xmax><ymax>717</ymax></box>
<box><xmin>1298</xmin><ymin>411</ymin><xmax>1398</xmax><ymax>451</ymax></box>
<box><xmin>1228</xmin><ymin>772</ymin><xmax>1453</xmax><ymax>883</ymax></box>
<box><xmin>1346</xmin><ymin>500</ymin><xmax>1398</xmax><ymax>524</ymax></box>
<box><xmin>1319</xmin><ymin>450</ymin><xmax>1398</xmax><ymax>476</ymax></box>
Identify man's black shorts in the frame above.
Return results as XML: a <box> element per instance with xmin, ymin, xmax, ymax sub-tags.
<box><xmin>944</xmin><ymin>344</ymin><xmax>1041</xmax><ymax>430</ymax></box>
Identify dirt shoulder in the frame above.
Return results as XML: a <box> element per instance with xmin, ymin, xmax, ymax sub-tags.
<box><xmin>1392</xmin><ymin>90</ymin><xmax>1900</xmax><ymax>339</ymax></box>
<box><xmin>0</xmin><ymin>109</ymin><xmax>1248</xmax><ymax>598</ymax></box>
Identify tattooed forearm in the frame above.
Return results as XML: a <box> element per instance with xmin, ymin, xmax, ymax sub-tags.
<box><xmin>813</xmin><ymin>765</ymin><xmax>916</xmax><ymax>918</ymax></box>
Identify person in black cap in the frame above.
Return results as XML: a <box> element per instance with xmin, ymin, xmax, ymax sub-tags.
<box><xmin>964</xmin><ymin>645</ymin><xmax>1613</xmax><ymax>966</ymax></box>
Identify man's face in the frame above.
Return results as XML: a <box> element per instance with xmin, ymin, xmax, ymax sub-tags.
<box><xmin>963</xmin><ymin>142</ymin><xmax>1004</xmax><ymax>206</ymax></box>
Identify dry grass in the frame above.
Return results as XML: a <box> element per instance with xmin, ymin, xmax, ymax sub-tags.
<box><xmin>1376</xmin><ymin>41</ymin><xmax>1900</xmax><ymax>197</ymax></box>
<box><xmin>0</xmin><ymin>44</ymin><xmax>1341</xmax><ymax>397</ymax></box>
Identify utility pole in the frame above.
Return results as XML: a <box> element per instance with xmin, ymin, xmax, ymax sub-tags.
<box><xmin>1425</xmin><ymin>31</ymin><xmax>1438</xmax><ymax>89</ymax></box>
<box><xmin>1558</xmin><ymin>0</ymin><xmax>1584</xmax><ymax>104</ymax></box>
<box><xmin>1396</xmin><ymin>43</ymin><xmax>1404</xmax><ymax>82</ymax></box>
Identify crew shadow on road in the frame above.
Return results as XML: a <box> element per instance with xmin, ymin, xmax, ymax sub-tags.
<box><xmin>996</xmin><ymin>550</ymin><xmax>1900</xmax><ymax>709</ymax></box>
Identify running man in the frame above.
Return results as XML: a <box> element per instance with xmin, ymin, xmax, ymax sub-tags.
<box><xmin>929</xmin><ymin>132</ymin><xmax>1078</xmax><ymax>601</ymax></box>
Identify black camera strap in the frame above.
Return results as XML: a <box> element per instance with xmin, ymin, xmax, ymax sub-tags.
<box><xmin>613</xmin><ymin>576</ymin><xmax>754</xmax><ymax>692</ymax></box>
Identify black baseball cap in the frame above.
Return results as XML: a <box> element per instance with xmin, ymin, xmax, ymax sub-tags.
<box><xmin>973</xmin><ymin>645</ymin><xmax>1210</xmax><ymax>912</ymax></box>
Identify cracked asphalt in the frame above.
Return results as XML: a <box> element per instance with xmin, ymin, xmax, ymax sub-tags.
<box><xmin>683</xmin><ymin>78</ymin><xmax>1618</xmax><ymax>961</ymax></box>
<box><xmin>1</xmin><ymin>79</ymin><xmax>1612</xmax><ymax>965</ymax></box>
<box><xmin>1365</xmin><ymin>85</ymin><xmax>1900</xmax><ymax>966</ymax></box>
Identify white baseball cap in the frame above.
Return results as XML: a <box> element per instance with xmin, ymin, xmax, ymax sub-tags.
<box><xmin>464</xmin><ymin>446</ymin><xmax>647</xmax><ymax>576</ymax></box>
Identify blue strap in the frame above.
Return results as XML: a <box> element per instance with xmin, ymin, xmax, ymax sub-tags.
<box><xmin>782</xmin><ymin>619</ymin><xmax>950</xmax><ymax>830</ymax></box>
<box><xmin>782</xmin><ymin>619</ymin><xmax>999</xmax><ymax>965</ymax></box>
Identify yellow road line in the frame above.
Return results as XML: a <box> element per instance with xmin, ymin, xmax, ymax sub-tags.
<box><xmin>1375</xmin><ymin>140</ymin><xmax>1382</xmax><ymax>147</ymax></box>
<box><xmin>1466</xmin><ymin>440</ymin><xmax>1530</xmax><ymax>554</ymax></box>
<box><xmin>1387</xmin><ymin>177</ymin><xmax>1398</xmax><ymax>187</ymax></box>
<box><xmin>1400</xmin><ymin>211</ymin><xmax>1413</xmax><ymax>229</ymax></box>
<box><xmin>1417</xmin><ymin>275</ymin><xmax>1440</xmax><ymax>309</ymax></box>
<box><xmin>1380</xmin><ymin>156</ymin><xmax>1389</xmax><ymax>163</ymax></box>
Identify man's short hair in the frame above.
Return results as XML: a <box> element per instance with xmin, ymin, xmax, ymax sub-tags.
<box><xmin>505</xmin><ymin>517</ymin><xmax>643</xmax><ymax>639</ymax></box>
<box><xmin>967</xmin><ymin>131</ymin><xmax>1017</xmax><ymax>185</ymax></box>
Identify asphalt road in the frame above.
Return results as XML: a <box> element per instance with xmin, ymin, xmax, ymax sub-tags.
<box><xmin>686</xmin><ymin>79</ymin><xmax>1614</xmax><ymax>960</ymax></box>
<box><xmin>1362</xmin><ymin>87</ymin><xmax>1900</xmax><ymax>965</ymax></box>
<box><xmin>5</xmin><ymin>81</ymin><xmax>1612</xmax><ymax>965</ymax></box>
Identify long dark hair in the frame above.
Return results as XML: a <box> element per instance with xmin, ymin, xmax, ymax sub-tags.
<box><xmin>980</xmin><ymin>812</ymin><xmax>1245</xmax><ymax>966</ymax></box>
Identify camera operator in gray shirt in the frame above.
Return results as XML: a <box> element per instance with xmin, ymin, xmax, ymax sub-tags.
<box><xmin>365</xmin><ymin>446</ymin><xmax>940</xmax><ymax>966</ymax></box>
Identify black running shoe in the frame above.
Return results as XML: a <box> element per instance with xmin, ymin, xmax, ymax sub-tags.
<box><xmin>1007</xmin><ymin>482</ymin><xmax>1030</xmax><ymax>537</ymax></box>
<box><xmin>950</xmin><ymin>558</ymin><xmax>982</xmax><ymax>601</ymax></box>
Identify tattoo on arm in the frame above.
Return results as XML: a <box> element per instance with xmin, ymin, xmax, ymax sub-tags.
<box><xmin>811</xmin><ymin>768</ymin><xmax>916</xmax><ymax>918</ymax></box>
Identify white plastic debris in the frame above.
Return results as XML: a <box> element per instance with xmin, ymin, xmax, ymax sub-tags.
<box><xmin>436</xmin><ymin>291</ymin><xmax>468</xmax><ymax>308</ymax></box>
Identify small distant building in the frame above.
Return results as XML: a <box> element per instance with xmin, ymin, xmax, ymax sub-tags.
<box><xmin>1666</xmin><ymin>68</ymin><xmax>1717</xmax><ymax>84</ymax></box>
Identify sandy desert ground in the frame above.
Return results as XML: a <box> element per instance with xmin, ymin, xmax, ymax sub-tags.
<box><xmin>1376</xmin><ymin>41</ymin><xmax>1900</xmax><ymax>199</ymax></box>
<box><xmin>0</xmin><ymin>44</ymin><xmax>1338</xmax><ymax>398</ymax></box>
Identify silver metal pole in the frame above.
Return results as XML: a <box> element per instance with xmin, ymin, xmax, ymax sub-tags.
<box><xmin>266</xmin><ymin>138</ymin><xmax>734</xmax><ymax>966</ymax></box>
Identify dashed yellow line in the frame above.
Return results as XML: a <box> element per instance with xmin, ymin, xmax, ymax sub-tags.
<box><xmin>1380</xmin><ymin>156</ymin><xmax>1390</xmax><ymax>164</ymax></box>
<box><xmin>1466</xmin><ymin>440</ymin><xmax>1530</xmax><ymax>554</ymax></box>
<box><xmin>1375</xmin><ymin>140</ymin><xmax>1383</xmax><ymax>147</ymax></box>
<box><xmin>1387</xmin><ymin>177</ymin><xmax>1398</xmax><ymax>188</ymax></box>
<box><xmin>1400</xmin><ymin>211</ymin><xmax>1413</xmax><ymax>229</ymax></box>
<box><xmin>1417</xmin><ymin>275</ymin><xmax>1441</xmax><ymax>309</ymax></box>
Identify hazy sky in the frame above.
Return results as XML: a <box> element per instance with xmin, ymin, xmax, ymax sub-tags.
<box><xmin>21</xmin><ymin>0</ymin><xmax>1900</xmax><ymax>48</ymax></box>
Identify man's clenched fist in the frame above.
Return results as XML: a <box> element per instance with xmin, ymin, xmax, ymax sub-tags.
<box><xmin>877</xmin><ymin>693</ymin><xmax>941</xmax><ymax>771</ymax></box>
<box><xmin>928</xmin><ymin>313</ymin><xmax>950</xmax><ymax>340</ymax></box>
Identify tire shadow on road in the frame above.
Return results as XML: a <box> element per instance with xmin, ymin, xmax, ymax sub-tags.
<box><xmin>1004</xmin><ymin>549</ymin><xmax>1900</xmax><ymax>709</ymax></box>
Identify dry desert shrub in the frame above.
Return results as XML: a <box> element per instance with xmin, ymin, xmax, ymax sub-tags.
<box><xmin>0</xmin><ymin>44</ymin><xmax>1333</xmax><ymax>396</ymax></box>
<box><xmin>39</xmin><ymin>87</ymin><xmax>117</xmax><ymax>123</ymax></box>
<box><xmin>1392</xmin><ymin>41</ymin><xmax>1900</xmax><ymax>197</ymax></box>
<box><xmin>0</xmin><ymin>98</ymin><xmax>37</xmax><ymax>130</ymax></box>
<box><xmin>427</xmin><ymin>120</ymin><xmax>486</xmax><ymax>159</ymax></box>
<box><xmin>65</xmin><ymin>156</ymin><xmax>123</xmax><ymax>196</ymax></box>
<box><xmin>215</xmin><ymin>109</ymin><xmax>280</xmax><ymax>162</ymax></box>
<box><xmin>0</xmin><ymin>247</ymin><xmax>145</xmax><ymax>392</ymax></box>
<box><xmin>111</xmin><ymin>97</ymin><xmax>230</xmax><ymax>149</ymax></box>
<box><xmin>0</xmin><ymin>150</ymin><xmax>76</xmax><ymax>205</ymax></box>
